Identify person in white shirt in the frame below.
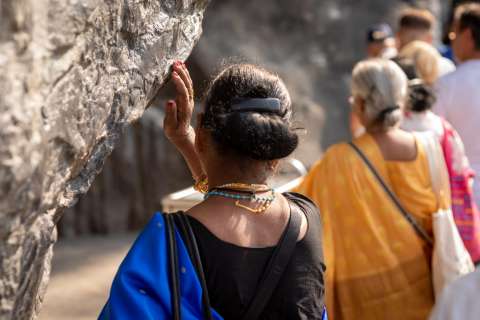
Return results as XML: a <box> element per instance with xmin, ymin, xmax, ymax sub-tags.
<box><xmin>396</xmin><ymin>7</ymin><xmax>456</xmax><ymax>76</ymax></box>
<box><xmin>434</xmin><ymin>2</ymin><xmax>480</xmax><ymax>206</ymax></box>
<box><xmin>429</xmin><ymin>268</ymin><xmax>480</xmax><ymax>320</ymax></box>
<box><xmin>397</xmin><ymin>43</ymin><xmax>480</xmax><ymax>264</ymax></box>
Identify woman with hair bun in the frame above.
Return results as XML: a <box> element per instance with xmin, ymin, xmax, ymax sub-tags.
<box><xmin>397</xmin><ymin>44</ymin><xmax>480</xmax><ymax>264</ymax></box>
<box><xmin>100</xmin><ymin>62</ymin><xmax>326</xmax><ymax>320</ymax></box>
<box><xmin>296</xmin><ymin>59</ymin><xmax>449</xmax><ymax>319</ymax></box>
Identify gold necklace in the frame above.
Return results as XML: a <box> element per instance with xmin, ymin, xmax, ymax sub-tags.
<box><xmin>209</xmin><ymin>182</ymin><xmax>275</xmax><ymax>214</ymax></box>
<box><xmin>216</xmin><ymin>182</ymin><xmax>271</xmax><ymax>193</ymax></box>
<box><xmin>235</xmin><ymin>190</ymin><xmax>276</xmax><ymax>214</ymax></box>
<box><xmin>235</xmin><ymin>199</ymin><xmax>274</xmax><ymax>214</ymax></box>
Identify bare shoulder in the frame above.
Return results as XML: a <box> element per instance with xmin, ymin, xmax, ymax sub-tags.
<box><xmin>374</xmin><ymin>130</ymin><xmax>417</xmax><ymax>162</ymax></box>
<box><xmin>184</xmin><ymin>193</ymin><xmax>308</xmax><ymax>246</ymax></box>
<box><xmin>184</xmin><ymin>200</ymin><xmax>220</xmax><ymax>227</ymax></box>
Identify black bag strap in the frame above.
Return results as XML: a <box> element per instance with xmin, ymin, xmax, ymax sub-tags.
<box><xmin>173</xmin><ymin>212</ymin><xmax>214</xmax><ymax>320</ymax></box>
<box><xmin>348</xmin><ymin>142</ymin><xmax>434</xmax><ymax>246</ymax></box>
<box><xmin>241</xmin><ymin>201</ymin><xmax>302</xmax><ymax>320</ymax></box>
<box><xmin>164</xmin><ymin>214</ymin><xmax>181</xmax><ymax>320</ymax></box>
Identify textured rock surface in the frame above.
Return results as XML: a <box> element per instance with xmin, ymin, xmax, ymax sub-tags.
<box><xmin>58</xmin><ymin>107</ymin><xmax>192</xmax><ymax>236</ymax></box>
<box><xmin>0</xmin><ymin>0</ymin><xmax>208</xmax><ymax>318</ymax></box>
<box><xmin>58</xmin><ymin>56</ymin><xmax>206</xmax><ymax>236</ymax></box>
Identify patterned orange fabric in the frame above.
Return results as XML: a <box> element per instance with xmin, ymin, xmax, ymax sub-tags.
<box><xmin>295</xmin><ymin>133</ymin><xmax>450</xmax><ymax>320</ymax></box>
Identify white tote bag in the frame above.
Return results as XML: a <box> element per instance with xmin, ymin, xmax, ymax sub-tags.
<box><xmin>416</xmin><ymin>132</ymin><xmax>475</xmax><ymax>298</ymax></box>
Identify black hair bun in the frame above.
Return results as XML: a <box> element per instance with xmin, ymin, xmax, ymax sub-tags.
<box><xmin>202</xmin><ymin>64</ymin><xmax>298</xmax><ymax>160</ymax></box>
<box><xmin>408</xmin><ymin>83</ymin><xmax>436</xmax><ymax>112</ymax></box>
<box><xmin>212</xmin><ymin>112</ymin><xmax>298</xmax><ymax>160</ymax></box>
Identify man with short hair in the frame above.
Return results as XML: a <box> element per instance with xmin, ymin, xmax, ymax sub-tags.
<box><xmin>434</xmin><ymin>2</ymin><xmax>480</xmax><ymax>205</ymax></box>
<box><xmin>397</xmin><ymin>8</ymin><xmax>436</xmax><ymax>47</ymax></box>
<box><xmin>396</xmin><ymin>7</ymin><xmax>456</xmax><ymax>75</ymax></box>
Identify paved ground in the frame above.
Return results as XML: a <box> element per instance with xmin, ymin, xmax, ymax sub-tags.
<box><xmin>39</xmin><ymin>233</ymin><xmax>136</xmax><ymax>320</ymax></box>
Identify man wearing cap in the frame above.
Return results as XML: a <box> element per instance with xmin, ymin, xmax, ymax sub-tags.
<box><xmin>366</xmin><ymin>23</ymin><xmax>397</xmax><ymax>58</ymax></box>
<box><xmin>351</xmin><ymin>24</ymin><xmax>398</xmax><ymax>138</ymax></box>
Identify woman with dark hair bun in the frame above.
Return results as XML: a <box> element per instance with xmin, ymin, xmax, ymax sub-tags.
<box><xmin>397</xmin><ymin>45</ymin><xmax>480</xmax><ymax>264</ymax></box>
<box><xmin>199</xmin><ymin>63</ymin><xmax>299</xmax><ymax>161</ymax></box>
<box><xmin>100</xmin><ymin>62</ymin><xmax>326</xmax><ymax>320</ymax></box>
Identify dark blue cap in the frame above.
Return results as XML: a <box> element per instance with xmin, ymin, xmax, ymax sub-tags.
<box><xmin>366</xmin><ymin>23</ymin><xmax>393</xmax><ymax>43</ymax></box>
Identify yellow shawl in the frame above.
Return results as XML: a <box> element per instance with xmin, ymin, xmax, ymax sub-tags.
<box><xmin>296</xmin><ymin>134</ymin><xmax>448</xmax><ymax>320</ymax></box>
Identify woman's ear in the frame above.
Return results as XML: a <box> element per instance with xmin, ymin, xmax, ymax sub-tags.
<box><xmin>351</xmin><ymin>96</ymin><xmax>364</xmax><ymax>115</ymax></box>
<box><xmin>268</xmin><ymin>160</ymin><xmax>280</xmax><ymax>173</ymax></box>
<box><xmin>352</xmin><ymin>96</ymin><xmax>368</xmax><ymax>128</ymax></box>
<box><xmin>357</xmin><ymin>97</ymin><xmax>366</xmax><ymax>115</ymax></box>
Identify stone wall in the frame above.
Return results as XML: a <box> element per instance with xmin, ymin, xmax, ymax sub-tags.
<box><xmin>0</xmin><ymin>0</ymin><xmax>208</xmax><ymax>318</ymax></box>
<box><xmin>58</xmin><ymin>107</ymin><xmax>192</xmax><ymax>236</ymax></box>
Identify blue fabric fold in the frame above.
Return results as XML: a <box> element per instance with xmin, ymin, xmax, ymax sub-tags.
<box><xmin>98</xmin><ymin>213</ymin><xmax>223</xmax><ymax>320</ymax></box>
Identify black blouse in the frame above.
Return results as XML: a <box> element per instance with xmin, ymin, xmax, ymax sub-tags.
<box><xmin>186</xmin><ymin>192</ymin><xmax>325</xmax><ymax>320</ymax></box>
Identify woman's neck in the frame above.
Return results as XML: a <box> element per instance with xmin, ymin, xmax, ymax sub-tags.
<box><xmin>205</xmin><ymin>164</ymin><xmax>271</xmax><ymax>189</ymax></box>
<box><xmin>365</xmin><ymin>124</ymin><xmax>399</xmax><ymax>137</ymax></box>
<box><xmin>207</xmin><ymin>174</ymin><xmax>270</xmax><ymax>190</ymax></box>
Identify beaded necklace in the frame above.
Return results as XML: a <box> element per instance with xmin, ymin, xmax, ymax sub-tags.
<box><xmin>204</xmin><ymin>187</ymin><xmax>276</xmax><ymax>214</ymax></box>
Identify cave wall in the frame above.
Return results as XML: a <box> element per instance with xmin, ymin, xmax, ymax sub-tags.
<box><xmin>0</xmin><ymin>0</ymin><xmax>208</xmax><ymax>318</ymax></box>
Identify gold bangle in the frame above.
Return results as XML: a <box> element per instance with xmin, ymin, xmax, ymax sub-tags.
<box><xmin>193</xmin><ymin>174</ymin><xmax>208</xmax><ymax>194</ymax></box>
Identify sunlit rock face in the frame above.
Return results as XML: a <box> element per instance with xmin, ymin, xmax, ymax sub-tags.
<box><xmin>0</xmin><ymin>0</ymin><xmax>208</xmax><ymax>318</ymax></box>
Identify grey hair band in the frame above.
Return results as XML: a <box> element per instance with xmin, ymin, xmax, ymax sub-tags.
<box><xmin>378</xmin><ymin>105</ymin><xmax>400</xmax><ymax>119</ymax></box>
<box><xmin>230</xmin><ymin>98</ymin><xmax>282</xmax><ymax>114</ymax></box>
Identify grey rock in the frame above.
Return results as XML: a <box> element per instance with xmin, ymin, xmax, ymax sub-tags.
<box><xmin>58</xmin><ymin>106</ymin><xmax>192</xmax><ymax>236</ymax></box>
<box><xmin>0</xmin><ymin>0</ymin><xmax>208</xmax><ymax>319</ymax></box>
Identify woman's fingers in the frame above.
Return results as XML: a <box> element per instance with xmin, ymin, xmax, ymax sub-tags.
<box><xmin>172</xmin><ymin>71</ymin><xmax>189</xmax><ymax>103</ymax></box>
<box><xmin>164</xmin><ymin>100</ymin><xmax>178</xmax><ymax>131</ymax></box>
<box><xmin>183</xmin><ymin>64</ymin><xmax>194</xmax><ymax>96</ymax></box>
<box><xmin>173</xmin><ymin>62</ymin><xmax>194</xmax><ymax>101</ymax></box>
<box><xmin>176</xmin><ymin>63</ymin><xmax>194</xmax><ymax>100</ymax></box>
<box><xmin>172</xmin><ymin>71</ymin><xmax>193</xmax><ymax>128</ymax></box>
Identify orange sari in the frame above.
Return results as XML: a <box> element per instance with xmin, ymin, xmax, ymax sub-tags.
<box><xmin>296</xmin><ymin>133</ymin><xmax>449</xmax><ymax>320</ymax></box>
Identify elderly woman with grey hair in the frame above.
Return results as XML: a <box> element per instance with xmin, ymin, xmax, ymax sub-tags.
<box><xmin>296</xmin><ymin>59</ymin><xmax>450</xmax><ymax>319</ymax></box>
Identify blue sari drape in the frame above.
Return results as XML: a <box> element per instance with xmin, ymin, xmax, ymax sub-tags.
<box><xmin>98</xmin><ymin>213</ymin><xmax>223</xmax><ymax>320</ymax></box>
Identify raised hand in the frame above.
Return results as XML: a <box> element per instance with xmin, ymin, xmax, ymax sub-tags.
<box><xmin>163</xmin><ymin>61</ymin><xmax>205</xmax><ymax>181</ymax></box>
<box><xmin>164</xmin><ymin>61</ymin><xmax>195</xmax><ymax>147</ymax></box>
